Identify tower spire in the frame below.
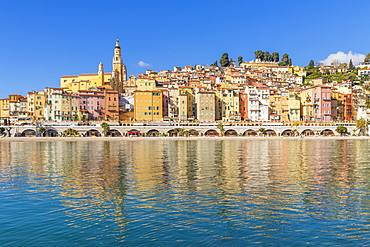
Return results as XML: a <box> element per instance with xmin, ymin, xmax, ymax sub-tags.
<box><xmin>98</xmin><ymin>62</ymin><xmax>104</xmax><ymax>74</ymax></box>
<box><xmin>111</xmin><ymin>39</ymin><xmax>127</xmax><ymax>94</ymax></box>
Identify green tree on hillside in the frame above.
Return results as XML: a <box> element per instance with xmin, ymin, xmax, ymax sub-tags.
<box><xmin>238</xmin><ymin>56</ymin><xmax>243</xmax><ymax>66</ymax></box>
<box><xmin>272</xmin><ymin>52</ymin><xmax>279</xmax><ymax>62</ymax></box>
<box><xmin>307</xmin><ymin>60</ymin><xmax>315</xmax><ymax>69</ymax></box>
<box><xmin>365</xmin><ymin>53</ymin><xmax>370</xmax><ymax>63</ymax></box>
<box><xmin>211</xmin><ymin>60</ymin><xmax>218</xmax><ymax>67</ymax></box>
<box><xmin>279</xmin><ymin>54</ymin><xmax>291</xmax><ymax>66</ymax></box>
<box><xmin>304</xmin><ymin>60</ymin><xmax>322</xmax><ymax>80</ymax></box>
<box><xmin>254</xmin><ymin>50</ymin><xmax>264</xmax><ymax>61</ymax></box>
<box><xmin>220</xmin><ymin>53</ymin><xmax>230</xmax><ymax>67</ymax></box>
<box><xmin>349</xmin><ymin>59</ymin><xmax>355</xmax><ymax>71</ymax></box>
<box><xmin>264</xmin><ymin>51</ymin><xmax>271</xmax><ymax>62</ymax></box>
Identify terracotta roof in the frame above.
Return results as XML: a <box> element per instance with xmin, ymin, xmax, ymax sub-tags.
<box><xmin>198</xmin><ymin>91</ymin><xmax>215</xmax><ymax>94</ymax></box>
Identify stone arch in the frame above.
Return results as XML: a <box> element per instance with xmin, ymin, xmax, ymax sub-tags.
<box><xmin>301</xmin><ymin>129</ymin><xmax>315</xmax><ymax>136</ymax></box>
<box><xmin>265</xmin><ymin>129</ymin><xmax>277</xmax><ymax>136</ymax></box>
<box><xmin>126</xmin><ymin>129</ymin><xmax>140</xmax><ymax>137</ymax></box>
<box><xmin>204</xmin><ymin>129</ymin><xmax>219</xmax><ymax>136</ymax></box>
<box><xmin>243</xmin><ymin>129</ymin><xmax>257</xmax><ymax>136</ymax></box>
<box><xmin>146</xmin><ymin>129</ymin><xmax>160</xmax><ymax>137</ymax></box>
<box><xmin>189</xmin><ymin>129</ymin><xmax>199</xmax><ymax>136</ymax></box>
<box><xmin>85</xmin><ymin>129</ymin><xmax>101</xmax><ymax>137</ymax></box>
<box><xmin>321</xmin><ymin>129</ymin><xmax>334</xmax><ymax>136</ymax></box>
<box><xmin>21</xmin><ymin>129</ymin><xmax>36</xmax><ymax>137</ymax></box>
<box><xmin>167</xmin><ymin>129</ymin><xmax>178</xmax><ymax>137</ymax></box>
<box><xmin>225</xmin><ymin>129</ymin><xmax>238</xmax><ymax>136</ymax></box>
<box><xmin>281</xmin><ymin>129</ymin><xmax>294</xmax><ymax>137</ymax></box>
<box><xmin>106</xmin><ymin>129</ymin><xmax>122</xmax><ymax>137</ymax></box>
<box><xmin>45</xmin><ymin>128</ymin><xmax>59</xmax><ymax>137</ymax></box>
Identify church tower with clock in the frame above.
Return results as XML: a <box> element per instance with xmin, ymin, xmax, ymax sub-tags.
<box><xmin>110</xmin><ymin>39</ymin><xmax>127</xmax><ymax>93</ymax></box>
<box><xmin>60</xmin><ymin>39</ymin><xmax>128</xmax><ymax>94</ymax></box>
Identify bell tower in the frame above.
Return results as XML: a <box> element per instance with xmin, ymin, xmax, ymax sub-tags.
<box><xmin>112</xmin><ymin>40</ymin><xmax>127</xmax><ymax>81</ymax></box>
<box><xmin>111</xmin><ymin>39</ymin><xmax>127</xmax><ymax>93</ymax></box>
<box><xmin>98</xmin><ymin>62</ymin><xmax>104</xmax><ymax>85</ymax></box>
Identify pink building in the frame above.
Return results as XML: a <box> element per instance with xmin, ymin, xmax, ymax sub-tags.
<box><xmin>306</xmin><ymin>85</ymin><xmax>332</xmax><ymax>121</ymax></box>
<box><xmin>78</xmin><ymin>90</ymin><xmax>105</xmax><ymax>120</ymax></box>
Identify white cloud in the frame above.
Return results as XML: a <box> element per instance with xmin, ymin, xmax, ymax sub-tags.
<box><xmin>138</xmin><ymin>61</ymin><xmax>152</xmax><ymax>67</ymax></box>
<box><xmin>319</xmin><ymin>51</ymin><xmax>365</xmax><ymax>66</ymax></box>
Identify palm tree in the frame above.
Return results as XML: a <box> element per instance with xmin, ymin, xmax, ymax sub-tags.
<box><xmin>217</xmin><ymin>123</ymin><xmax>225</xmax><ymax>136</ymax></box>
<box><xmin>292</xmin><ymin>129</ymin><xmax>299</xmax><ymax>137</ymax></box>
<box><xmin>38</xmin><ymin>127</ymin><xmax>46</xmax><ymax>137</ymax></box>
<box><xmin>356</xmin><ymin>118</ymin><xmax>368</xmax><ymax>136</ymax></box>
<box><xmin>258</xmin><ymin>128</ymin><xmax>266</xmax><ymax>136</ymax></box>
<box><xmin>174</xmin><ymin>128</ymin><xmax>184</xmax><ymax>137</ymax></box>
<box><xmin>183</xmin><ymin>130</ymin><xmax>191</xmax><ymax>137</ymax></box>
<box><xmin>63</xmin><ymin>128</ymin><xmax>78</xmax><ymax>137</ymax></box>
<box><xmin>5</xmin><ymin>127</ymin><xmax>11</xmax><ymax>137</ymax></box>
<box><xmin>101</xmin><ymin>122</ymin><xmax>110</xmax><ymax>136</ymax></box>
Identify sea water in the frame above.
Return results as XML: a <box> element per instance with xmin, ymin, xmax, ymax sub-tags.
<box><xmin>1</xmin><ymin>139</ymin><xmax>370</xmax><ymax>246</ymax></box>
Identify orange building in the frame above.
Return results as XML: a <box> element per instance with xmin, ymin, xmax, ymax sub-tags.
<box><xmin>134</xmin><ymin>90</ymin><xmax>163</xmax><ymax>121</ymax></box>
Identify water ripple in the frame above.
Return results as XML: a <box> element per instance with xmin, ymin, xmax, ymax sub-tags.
<box><xmin>1</xmin><ymin>139</ymin><xmax>370</xmax><ymax>245</ymax></box>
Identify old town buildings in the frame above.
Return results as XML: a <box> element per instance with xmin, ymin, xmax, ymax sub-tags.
<box><xmin>1</xmin><ymin>40</ymin><xmax>370</xmax><ymax>124</ymax></box>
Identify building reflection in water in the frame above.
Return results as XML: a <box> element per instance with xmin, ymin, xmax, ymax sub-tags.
<box><xmin>1</xmin><ymin>139</ymin><xmax>370</xmax><ymax>238</ymax></box>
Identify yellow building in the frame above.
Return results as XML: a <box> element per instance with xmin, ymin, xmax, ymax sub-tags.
<box><xmin>215</xmin><ymin>88</ymin><xmax>240</xmax><ymax>121</ymax></box>
<box><xmin>0</xmin><ymin>98</ymin><xmax>9</xmax><ymax>121</ymax></box>
<box><xmin>27</xmin><ymin>91</ymin><xmax>46</xmax><ymax>120</ymax></box>
<box><xmin>134</xmin><ymin>90</ymin><xmax>163</xmax><ymax>121</ymax></box>
<box><xmin>178</xmin><ymin>87</ymin><xmax>195</xmax><ymax>121</ymax></box>
<box><xmin>288</xmin><ymin>90</ymin><xmax>301</xmax><ymax>121</ymax></box>
<box><xmin>60</xmin><ymin>40</ymin><xmax>127</xmax><ymax>93</ymax></box>
<box><xmin>299</xmin><ymin>88</ymin><xmax>315</xmax><ymax>121</ymax></box>
<box><xmin>292</xmin><ymin>66</ymin><xmax>305</xmax><ymax>76</ymax></box>
<box><xmin>136</xmin><ymin>76</ymin><xmax>157</xmax><ymax>91</ymax></box>
<box><xmin>269</xmin><ymin>90</ymin><xmax>283</xmax><ymax>121</ymax></box>
<box><xmin>60</xmin><ymin>71</ymin><xmax>112</xmax><ymax>93</ymax></box>
<box><xmin>269</xmin><ymin>90</ymin><xmax>300</xmax><ymax>121</ymax></box>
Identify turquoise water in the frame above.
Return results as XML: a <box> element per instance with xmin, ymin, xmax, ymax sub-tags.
<box><xmin>1</xmin><ymin>139</ymin><xmax>370</xmax><ymax>246</ymax></box>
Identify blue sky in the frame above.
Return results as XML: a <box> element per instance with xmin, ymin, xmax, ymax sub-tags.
<box><xmin>0</xmin><ymin>0</ymin><xmax>369</xmax><ymax>98</ymax></box>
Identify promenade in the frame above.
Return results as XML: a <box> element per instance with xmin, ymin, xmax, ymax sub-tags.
<box><xmin>4</xmin><ymin>121</ymin><xmax>357</xmax><ymax>138</ymax></box>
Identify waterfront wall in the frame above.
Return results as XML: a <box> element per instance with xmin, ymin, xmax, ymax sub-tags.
<box><xmin>6</xmin><ymin>123</ymin><xmax>357</xmax><ymax>137</ymax></box>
